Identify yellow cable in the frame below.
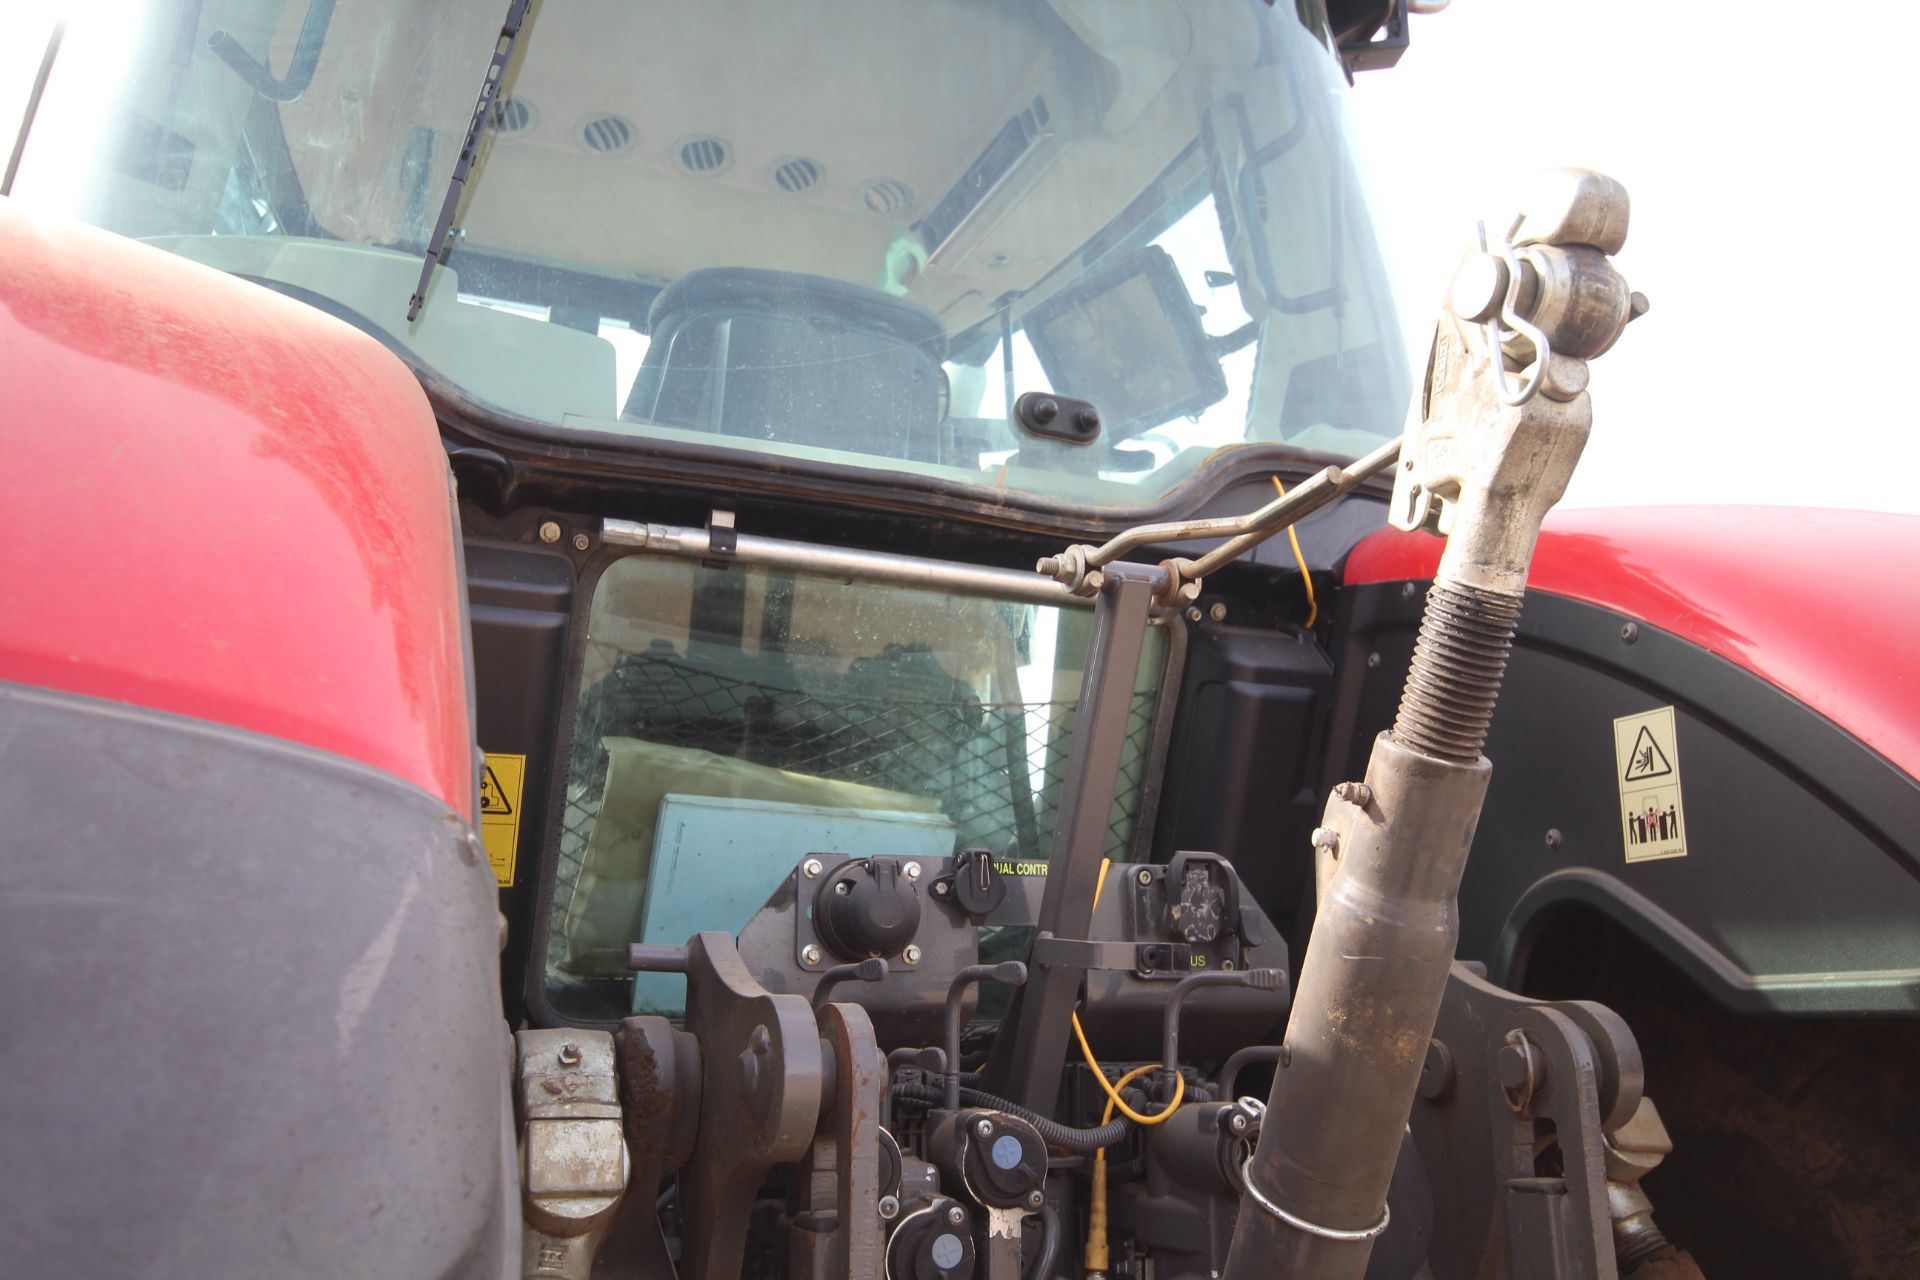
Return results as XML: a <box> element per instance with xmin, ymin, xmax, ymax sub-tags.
<box><xmin>1086</xmin><ymin>1062</ymin><xmax>1162</xmax><ymax>1275</ymax></box>
<box><xmin>1271</xmin><ymin>475</ymin><xmax>1319</xmax><ymax>630</ymax></box>
<box><xmin>1099</xmin><ymin>1063</ymin><xmax>1165</xmax><ymax>1123</ymax></box>
<box><xmin>1071</xmin><ymin>1012</ymin><xmax>1185</xmax><ymax>1123</ymax></box>
<box><xmin>1075</xmin><ymin>859</ymin><xmax>1184</xmax><ymax>1124</ymax></box>
<box><xmin>1080</xmin><ymin>859</ymin><xmax>1183</xmax><ymax>1273</ymax></box>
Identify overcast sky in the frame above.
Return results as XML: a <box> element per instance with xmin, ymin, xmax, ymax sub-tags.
<box><xmin>7</xmin><ymin>3</ymin><xmax>1917</xmax><ymax>515</ymax></box>
<box><xmin>1344</xmin><ymin>0</ymin><xmax>1920</xmax><ymax>513</ymax></box>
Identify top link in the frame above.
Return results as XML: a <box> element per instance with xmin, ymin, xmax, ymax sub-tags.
<box><xmin>1390</xmin><ymin>168</ymin><xmax>1647</xmax><ymax>595</ymax></box>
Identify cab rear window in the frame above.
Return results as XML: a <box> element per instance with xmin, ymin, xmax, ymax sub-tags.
<box><xmin>543</xmin><ymin>553</ymin><xmax>1167</xmax><ymax>1021</ymax></box>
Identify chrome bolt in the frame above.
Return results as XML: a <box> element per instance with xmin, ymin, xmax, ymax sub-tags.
<box><xmin>903</xmin><ymin>861</ymin><xmax>922</xmax><ymax>882</ymax></box>
<box><xmin>878</xmin><ymin>1195</ymin><xmax>901</xmax><ymax>1220</ymax></box>
<box><xmin>802</xmin><ymin>944</ymin><xmax>822</xmax><ymax>967</ymax></box>
<box><xmin>558</xmin><ymin>1042</ymin><xmax>582</xmax><ymax>1067</ymax></box>
<box><xmin>1310</xmin><ymin>827</ymin><xmax>1340</xmax><ymax>854</ymax></box>
<box><xmin>803</xmin><ymin>858</ymin><xmax>824</xmax><ymax>879</ymax></box>
<box><xmin>1544</xmin><ymin>828</ymin><xmax>1563</xmax><ymax>850</ymax></box>
<box><xmin>1027</xmin><ymin>1189</ymin><xmax>1046</xmax><ymax>1210</ymax></box>
<box><xmin>1401</xmin><ymin>582</ymin><xmax>1417</xmax><ymax>599</ymax></box>
<box><xmin>1620</xmin><ymin>622</ymin><xmax>1639</xmax><ymax>644</ymax></box>
<box><xmin>1221</xmin><ymin>958</ymin><xmax>1235</xmax><ymax>970</ymax></box>
<box><xmin>1228</xmin><ymin>1113</ymin><xmax>1249</xmax><ymax>1134</ymax></box>
<box><xmin>1209</xmin><ymin>602</ymin><xmax>1228</xmax><ymax>622</ymax></box>
<box><xmin>1367</xmin><ymin>652</ymin><xmax>1382</xmax><ymax>669</ymax></box>
<box><xmin>902</xmin><ymin>944</ymin><xmax>922</xmax><ymax>966</ymax></box>
<box><xmin>933</xmin><ymin>882</ymin><xmax>950</xmax><ymax>896</ymax></box>
<box><xmin>946</xmin><ymin>1206</ymin><xmax>966</xmax><ymax>1227</ymax></box>
<box><xmin>1185</xmin><ymin>605</ymin><xmax>1204</xmax><ymax>624</ymax></box>
<box><xmin>974</xmin><ymin>1118</ymin><xmax>994</xmax><ymax>1139</ymax></box>
<box><xmin>571</xmin><ymin>532</ymin><xmax>590</xmax><ymax>552</ymax></box>
<box><xmin>1136</xmin><ymin>868</ymin><xmax>1153</xmax><ymax>887</ymax></box>
<box><xmin>538</xmin><ymin>520</ymin><xmax>562</xmax><ymax>544</ymax></box>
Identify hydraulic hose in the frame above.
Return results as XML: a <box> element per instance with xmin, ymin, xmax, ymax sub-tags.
<box><xmin>1024</xmin><ymin>1203</ymin><xmax>1062</xmax><ymax>1280</ymax></box>
<box><xmin>888</xmin><ymin>1082</ymin><xmax>1131</xmax><ymax>1151</ymax></box>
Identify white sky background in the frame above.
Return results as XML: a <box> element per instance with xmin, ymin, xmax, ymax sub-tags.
<box><xmin>6</xmin><ymin>2</ymin><xmax>1918</xmax><ymax>514</ymax></box>
<box><xmin>1343</xmin><ymin>0</ymin><xmax>1920</xmax><ymax>513</ymax></box>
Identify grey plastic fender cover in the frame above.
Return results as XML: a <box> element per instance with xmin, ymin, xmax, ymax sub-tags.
<box><xmin>0</xmin><ymin>682</ymin><xmax>519</xmax><ymax>1277</ymax></box>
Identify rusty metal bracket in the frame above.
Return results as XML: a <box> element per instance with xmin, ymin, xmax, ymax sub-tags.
<box><xmin>1490</xmin><ymin>1005</ymin><xmax>1615</xmax><ymax>1278</ymax></box>
<box><xmin>604</xmin><ymin>1016</ymin><xmax>702</xmax><ymax>1277</ymax></box>
<box><xmin>515</xmin><ymin>1030</ymin><xmax>630</xmax><ymax>1280</ymax></box>
<box><xmin>789</xmin><ymin>1001</ymin><xmax>888</xmax><ymax>1280</ymax></box>
<box><xmin>676</xmin><ymin>931</ymin><xmax>826</xmax><ymax>1280</ymax></box>
<box><xmin>1408</xmin><ymin>963</ymin><xmax>1644</xmax><ymax>1280</ymax></box>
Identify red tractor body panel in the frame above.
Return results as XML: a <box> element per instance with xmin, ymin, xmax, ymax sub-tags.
<box><xmin>1347</xmin><ymin>507</ymin><xmax>1920</xmax><ymax>780</ymax></box>
<box><xmin>0</xmin><ymin>203</ymin><xmax>472</xmax><ymax>814</ymax></box>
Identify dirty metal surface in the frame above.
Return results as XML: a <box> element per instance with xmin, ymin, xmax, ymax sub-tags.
<box><xmin>678</xmin><ymin>932</ymin><xmax>824</xmax><ymax>1280</ymax></box>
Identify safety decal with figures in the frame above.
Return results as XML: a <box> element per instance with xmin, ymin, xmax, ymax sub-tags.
<box><xmin>1613</xmin><ymin>706</ymin><xmax>1687</xmax><ymax>863</ymax></box>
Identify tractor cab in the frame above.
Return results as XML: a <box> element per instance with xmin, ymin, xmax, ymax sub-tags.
<box><xmin>17</xmin><ymin>0</ymin><xmax>1415</xmax><ymax>1019</ymax></box>
<box><xmin>6</xmin><ymin>4</ymin><xmax>1787</xmax><ymax>1280</ymax></box>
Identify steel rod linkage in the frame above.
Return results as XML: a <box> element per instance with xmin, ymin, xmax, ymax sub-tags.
<box><xmin>1036</xmin><ymin>437</ymin><xmax>1403</xmax><ymax>604</ymax></box>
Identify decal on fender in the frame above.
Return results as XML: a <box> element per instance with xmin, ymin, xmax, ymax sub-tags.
<box><xmin>1612</xmin><ymin>707</ymin><xmax>1686</xmax><ymax>863</ymax></box>
<box><xmin>479</xmin><ymin>752</ymin><xmax>526</xmax><ymax>886</ymax></box>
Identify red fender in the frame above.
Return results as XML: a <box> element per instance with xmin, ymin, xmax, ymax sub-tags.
<box><xmin>0</xmin><ymin>202</ymin><xmax>472</xmax><ymax>814</ymax></box>
<box><xmin>1347</xmin><ymin>506</ymin><xmax>1920</xmax><ymax>781</ymax></box>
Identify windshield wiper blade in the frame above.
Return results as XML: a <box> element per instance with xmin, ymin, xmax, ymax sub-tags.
<box><xmin>406</xmin><ymin>0</ymin><xmax>534</xmax><ymax>322</ymax></box>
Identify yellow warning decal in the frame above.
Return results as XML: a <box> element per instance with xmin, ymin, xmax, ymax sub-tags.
<box><xmin>479</xmin><ymin>752</ymin><xmax>526</xmax><ymax>886</ymax></box>
<box><xmin>1612</xmin><ymin>707</ymin><xmax>1686</xmax><ymax>863</ymax></box>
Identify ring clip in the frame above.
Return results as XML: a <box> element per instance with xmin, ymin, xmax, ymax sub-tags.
<box><xmin>1238</xmin><ymin>1153</ymin><xmax>1391</xmax><ymax>1243</ymax></box>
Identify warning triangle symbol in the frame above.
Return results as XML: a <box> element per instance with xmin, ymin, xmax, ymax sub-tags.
<box><xmin>479</xmin><ymin>766</ymin><xmax>514</xmax><ymax>815</ymax></box>
<box><xmin>1623</xmin><ymin>725</ymin><xmax>1673</xmax><ymax>781</ymax></box>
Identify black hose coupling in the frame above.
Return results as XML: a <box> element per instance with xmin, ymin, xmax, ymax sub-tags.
<box><xmin>1162</xmin><ymin>968</ymin><xmax>1286</xmax><ymax>1085</ymax></box>
<box><xmin>944</xmin><ymin>962</ymin><xmax>1027</xmax><ymax>1110</ymax></box>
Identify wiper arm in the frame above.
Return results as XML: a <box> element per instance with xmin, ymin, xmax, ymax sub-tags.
<box><xmin>406</xmin><ymin>0</ymin><xmax>535</xmax><ymax>322</ymax></box>
<box><xmin>2</xmin><ymin>20</ymin><xmax>64</xmax><ymax>198</ymax></box>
